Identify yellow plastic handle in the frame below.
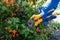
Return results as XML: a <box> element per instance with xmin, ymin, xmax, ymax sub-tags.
<box><xmin>34</xmin><ymin>19</ymin><xmax>43</xmax><ymax>26</ymax></box>
<box><xmin>31</xmin><ymin>13</ymin><xmax>42</xmax><ymax>20</ymax></box>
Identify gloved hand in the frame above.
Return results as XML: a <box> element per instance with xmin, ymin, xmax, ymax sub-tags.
<box><xmin>27</xmin><ymin>0</ymin><xmax>59</xmax><ymax>27</ymax></box>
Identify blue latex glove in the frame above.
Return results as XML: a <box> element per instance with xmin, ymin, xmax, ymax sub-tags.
<box><xmin>38</xmin><ymin>0</ymin><xmax>60</xmax><ymax>25</ymax></box>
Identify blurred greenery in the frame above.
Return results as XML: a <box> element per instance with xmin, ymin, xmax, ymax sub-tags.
<box><xmin>0</xmin><ymin>0</ymin><xmax>60</xmax><ymax>40</ymax></box>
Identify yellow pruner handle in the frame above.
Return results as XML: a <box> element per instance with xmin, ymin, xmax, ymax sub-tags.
<box><xmin>31</xmin><ymin>13</ymin><xmax>42</xmax><ymax>20</ymax></box>
<box><xmin>34</xmin><ymin>19</ymin><xmax>43</xmax><ymax>26</ymax></box>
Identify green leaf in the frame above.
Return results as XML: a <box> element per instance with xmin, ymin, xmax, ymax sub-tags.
<box><xmin>2</xmin><ymin>6</ymin><xmax>7</xmax><ymax>10</ymax></box>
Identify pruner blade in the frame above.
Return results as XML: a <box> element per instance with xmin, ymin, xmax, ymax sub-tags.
<box><xmin>27</xmin><ymin>18</ymin><xmax>34</xmax><ymax>28</ymax></box>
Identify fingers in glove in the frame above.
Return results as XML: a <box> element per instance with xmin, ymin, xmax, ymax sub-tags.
<box><xmin>46</xmin><ymin>14</ymin><xmax>56</xmax><ymax>18</ymax></box>
<box><xmin>46</xmin><ymin>16</ymin><xmax>56</xmax><ymax>21</ymax></box>
<box><xmin>42</xmin><ymin>15</ymin><xmax>56</xmax><ymax>25</ymax></box>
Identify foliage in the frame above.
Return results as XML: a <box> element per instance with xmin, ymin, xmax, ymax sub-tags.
<box><xmin>0</xmin><ymin>0</ymin><xmax>60</xmax><ymax>40</ymax></box>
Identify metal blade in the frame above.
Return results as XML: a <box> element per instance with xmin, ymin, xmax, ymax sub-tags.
<box><xmin>27</xmin><ymin>18</ymin><xmax>34</xmax><ymax>28</ymax></box>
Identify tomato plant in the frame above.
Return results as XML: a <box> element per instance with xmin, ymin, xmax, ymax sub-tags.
<box><xmin>0</xmin><ymin>0</ymin><xmax>60</xmax><ymax>40</ymax></box>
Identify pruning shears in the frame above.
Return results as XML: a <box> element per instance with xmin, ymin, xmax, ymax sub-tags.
<box><xmin>27</xmin><ymin>13</ymin><xmax>56</xmax><ymax>27</ymax></box>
